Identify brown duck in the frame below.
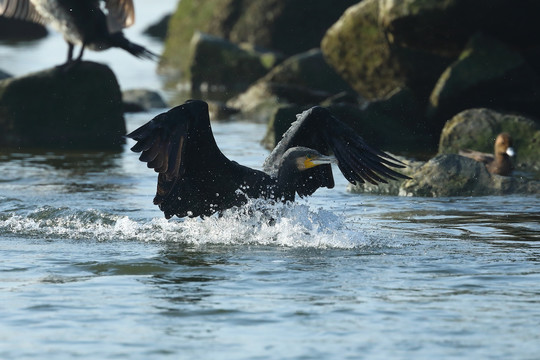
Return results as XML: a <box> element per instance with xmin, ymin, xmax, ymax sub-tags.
<box><xmin>459</xmin><ymin>133</ymin><xmax>515</xmax><ymax>176</ymax></box>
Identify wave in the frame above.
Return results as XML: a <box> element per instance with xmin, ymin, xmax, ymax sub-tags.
<box><xmin>0</xmin><ymin>200</ymin><xmax>400</xmax><ymax>249</ymax></box>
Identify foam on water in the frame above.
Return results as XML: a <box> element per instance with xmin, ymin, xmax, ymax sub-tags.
<box><xmin>0</xmin><ymin>199</ymin><xmax>398</xmax><ymax>249</ymax></box>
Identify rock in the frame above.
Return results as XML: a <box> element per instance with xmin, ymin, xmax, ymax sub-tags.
<box><xmin>0</xmin><ymin>17</ymin><xmax>47</xmax><ymax>41</ymax></box>
<box><xmin>160</xmin><ymin>0</ymin><xmax>357</xmax><ymax>80</ymax></box>
<box><xmin>399</xmin><ymin>154</ymin><xmax>540</xmax><ymax>197</ymax></box>
<box><xmin>321</xmin><ymin>0</ymin><xmax>452</xmax><ymax>100</ymax></box>
<box><xmin>323</xmin><ymin>87</ymin><xmax>433</xmax><ymax>153</ymax></box>
<box><xmin>380</xmin><ymin>0</ymin><xmax>472</xmax><ymax>58</ymax></box>
<box><xmin>227</xmin><ymin>81</ymin><xmax>329</xmax><ymax>123</ymax></box>
<box><xmin>321</xmin><ymin>0</ymin><xmax>402</xmax><ymax>100</ymax></box>
<box><xmin>380</xmin><ymin>0</ymin><xmax>540</xmax><ymax>57</ymax></box>
<box><xmin>261</xmin><ymin>88</ymin><xmax>431</xmax><ymax>154</ymax></box>
<box><xmin>0</xmin><ymin>69</ymin><xmax>11</xmax><ymax>80</ymax></box>
<box><xmin>214</xmin><ymin>0</ymin><xmax>358</xmax><ymax>55</ymax></box>
<box><xmin>438</xmin><ymin>108</ymin><xmax>540</xmax><ymax>172</ymax></box>
<box><xmin>428</xmin><ymin>33</ymin><xmax>540</xmax><ymax>123</ymax></box>
<box><xmin>227</xmin><ymin>49</ymin><xmax>353</xmax><ymax>121</ymax></box>
<box><xmin>207</xmin><ymin>100</ymin><xmax>240</xmax><ymax>120</ymax></box>
<box><xmin>261</xmin><ymin>104</ymin><xmax>308</xmax><ymax>149</ymax></box>
<box><xmin>122</xmin><ymin>89</ymin><xmax>168</xmax><ymax>112</ymax></box>
<box><xmin>261</xmin><ymin>49</ymin><xmax>352</xmax><ymax>95</ymax></box>
<box><xmin>143</xmin><ymin>14</ymin><xmax>171</xmax><ymax>40</ymax></box>
<box><xmin>347</xmin><ymin>87</ymin><xmax>433</xmax><ymax>152</ymax></box>
<box><xmin>0</xmin><ymin>62</ymin><xmax>125</xmax><ymax>150</ymax></box>
<box><xmin>188</xmin><ymin>32</ymin><xmax>280</xmax><ymax>96</ymax></box>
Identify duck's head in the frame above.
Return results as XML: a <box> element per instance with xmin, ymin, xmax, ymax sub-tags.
<box><xmin>495</xmin><ymin>133</ymin><xmax>515</xmax><ymax>157</ymax></box>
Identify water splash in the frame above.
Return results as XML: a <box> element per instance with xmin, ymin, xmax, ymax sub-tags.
<box><xmin>0</xmin><ymin>200</ymin><xmax>396</xmax><ymax>249</ymax></box>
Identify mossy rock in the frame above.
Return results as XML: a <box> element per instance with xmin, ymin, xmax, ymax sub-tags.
<box><xmin>160</xmin><ymin>0</ymin><xmax>357</xmax><ymax>82</ymax></box>
<box><xmin>438</xmin><ymin>108</ymin><xmax>540</xmax><ymax>172</ymax></box>
<box><xmin>399</xmin><ymin>154</ymin><xmax>540</xmax><ymax>197</ymax></box>
<box><xmin>428</xmin><ymin>33</ymin><xmax>540</xmax><ymax>123</ymax></box>
<box><xmin>159</xmin><ymin>0</ymin><xmax>222</xmax><ymax>77</ymax></box>
<box><xmin>321</xmin><ymin>0</ymin><xmax>404</xmax><ymax>100</ymax></box>
<box><xmin>380</xmin><ymin>0</ymin><xmax>540</xmax><ymax>56</ymax></box>
<box><xmin>188</xmin><ymin>32</ymin><xmax>277</xmax><ymax>96</ymax></box>
<box><xmin>227</xmin><ymin>49</ymin><xmax>347</xmax><ymax>122</ymax></box>
<box><xmin>0</xmin><ymin>62</ymin><xmax>125</xmax><ymax>150</ymax></box>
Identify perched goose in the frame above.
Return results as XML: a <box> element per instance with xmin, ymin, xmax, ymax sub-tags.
<box><xmin>127</xmin><ymin>100</ymin><xmax>409</xmax><ymax>219</ymax></box>
<box><xmin>459</xmin><ymin>132</ymin><xmax>515</xmax><ymax>176</ymax></box>
<box><xmin>0</xmin><ymin>0</ymin><xmax>156</xmax><ymax>64</ymax></box>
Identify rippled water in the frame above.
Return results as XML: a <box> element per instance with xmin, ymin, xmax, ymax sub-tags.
<box><xmin>1</xmin><ymin>116</ymin><xmax>539</xmax><ymax>359</ymax></box>
<box><xmin>2</xmin><ymin>2</ymin><xmax>540</xmax><ymax>359</ymax></box>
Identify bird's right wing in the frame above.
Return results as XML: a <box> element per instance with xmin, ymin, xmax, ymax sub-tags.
<box><xmin>264</xmin><ymin>106</ymin><xmax>409</xmax><ymax>186</ymax></box>
<box><xmin>0</xmin><ymin>0</ymin><xmax>46</xmax><ymax>24</ymax></box>
<box><xmin>105</xmin><ymin>0</ymin><xmax>135</xmax><ymax>33</ymax></box>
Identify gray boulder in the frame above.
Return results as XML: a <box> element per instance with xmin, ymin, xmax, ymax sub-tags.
<box><xmin>439</xmin><ymin>108</ymin><xmax>540</xmax><ymax>172</ymax></box>
<box><xmin>143</xmin><ymin>14</ymin><xmax>171</xmax><ymax>40</ymax></box>
<box><xmin>122</xmin><ymin>89</ymin><xmax>168</xmax><ymax>112</ymax></box>
<box><xmin>0</xmin><ymin>62</ymin><xmax>125</xmax><ymax>149</ymax></box>
<box><xmin>227</xmin><ymin>49</ymin><xmax>346</xmax><ymax>121</ymax></box>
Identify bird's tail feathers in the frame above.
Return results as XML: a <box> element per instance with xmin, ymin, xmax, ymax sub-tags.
<box><xmin>109</xmin><ymin>32</ymin><xmax>159</xmax><ymax>61</ymax></box>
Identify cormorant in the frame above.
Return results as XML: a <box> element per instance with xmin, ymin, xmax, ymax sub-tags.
<box><xmin>127</xmin><ymin>100</ymin><xmax>409</xmax><ymax>219</ymax></box>
<box><xmin>459</xmin><ymin>133</ymin><xmax>515</xmax><ymax>176</ymax></box>
<box><xmin>0</xmin><ymin>0</ymin><xmax>156</xmax><ymax>64</ymax></box>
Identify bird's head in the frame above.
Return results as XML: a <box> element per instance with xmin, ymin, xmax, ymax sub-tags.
<box><xmin>282</xmin><ymin>147</ymin><xmax>337</xmax><ymax>172</ymax></box>
<box><xmin>494</xmin><ymin>133</ymin><xmax>515</xmax><ymax>157</ymax></box>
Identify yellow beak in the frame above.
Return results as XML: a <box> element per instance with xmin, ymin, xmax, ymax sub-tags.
<box><xmin>304</xmin><ymin>155</ymin><xmax>338</xmax><ymax>169</ymax></box>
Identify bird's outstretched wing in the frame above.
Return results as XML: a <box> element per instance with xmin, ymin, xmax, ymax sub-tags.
<box><xmin>263</xmin><ymin>106</ymin><xmax>409</xmax><ymax>192</ymax></box>
<box><xmin>0</xmin><ymin>0</ymin><xmax>46</xmax><ymax>24</ymax></box>
<box><xmin>458</xmin><ymin>149</ymin><xmax>493</xmax><ymax>164</ymax></box>
<box><xmin>127</xmin><ymin>100</ymin><xmax>265</xmax><ymax>218</ymax></box>
<box><xmin>105</xmin><ymin>0</ymin><xmax>135</xmax><ymax>33</ymax></box>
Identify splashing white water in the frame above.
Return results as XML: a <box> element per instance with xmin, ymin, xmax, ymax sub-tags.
<box><xmin>0</xmin><ymin>200</ymin><xmax>398</xmax><ymax>249</ymax></box>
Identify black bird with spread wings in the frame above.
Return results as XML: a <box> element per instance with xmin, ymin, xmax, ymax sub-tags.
<box><xmin>127</xmin><ymin>100</ymin><xmax>409</xmax><ymax>219</ymax></box>
<box><xmin>0</xmin><ymin>0</ymin><xmax>156</xmax><ymax>64</ymax></box>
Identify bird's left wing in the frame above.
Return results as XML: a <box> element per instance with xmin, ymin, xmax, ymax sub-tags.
<box><xmin>126</xmin><ymin>106</ymin><xmax>189</xmax><ymax>204</ymax></box>
<box><xmin>0</xmin><ymin>0</ymin><xmax>46</xmax><ymax>24</ymax></box>
<box><xmin>126</xmin><ymin>100</ymin><xmax>252</xmax><ymax>218</ymax></box>
<box><xmin>104</xmin><ymin>0</ymin><xmax>135</xmax><ymax>33</ymax></box>
<box><xmin>264</xmin><ymin>106</ymin><xmax>409</xmax><ymax>187</ymax></box>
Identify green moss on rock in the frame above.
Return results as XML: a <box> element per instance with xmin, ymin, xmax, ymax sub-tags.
<box><xmin>321</xmin><ymin>0</ymin><xmax>404</xmax><ymax>100</ymax></box>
